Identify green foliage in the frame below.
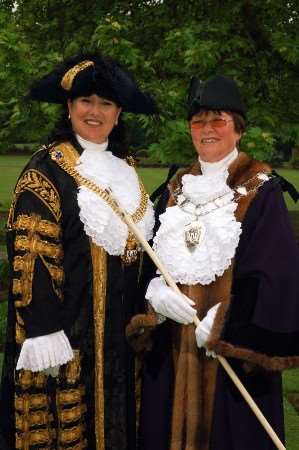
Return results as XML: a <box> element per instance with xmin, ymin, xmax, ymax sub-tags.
<box><xmin>241</xmin><ymin>127</ymin><xmax>275</xmax><ymax>162</ymax></box>
<box><xmin>0</xmin><ymin>0</ymin><xmax>298</xmax><ymax>163</ymax></box>
<box><xmin>148</xmin><ymin>119</ymin><xmax>194</xmax><ymax>164</ymax></box>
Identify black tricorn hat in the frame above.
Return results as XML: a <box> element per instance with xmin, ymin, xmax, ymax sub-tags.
<box><xmin>187</xmin><ymin>74</ymin><xmax>246</xmax><ymax>120</ymax></box>
<box><xmin>28</xmin><ymin>52</ymin><xmax>157</xmax><ymax>115</ymax></box>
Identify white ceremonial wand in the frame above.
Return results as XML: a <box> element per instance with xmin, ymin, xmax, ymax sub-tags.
<box><xmin>107</xmin><ymin>188</ymin><xmax>286</xmax><ymax>450</ymax></box>
<box><xmin>49</xmin><ymin>147</ymin><xmax>285</xmax><ymax>450</ymax></box>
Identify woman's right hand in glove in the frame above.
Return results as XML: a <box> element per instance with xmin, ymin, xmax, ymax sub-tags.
<box><xmin>145</xmin><ymin>276</ymin><xmax>196</xmax><ymax>324</ymax></box>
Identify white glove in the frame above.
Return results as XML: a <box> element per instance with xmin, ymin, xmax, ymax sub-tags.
<box><xmin>195</xmin><ymin>303</ymin><xmax>221</xmax><ymax>356</ymax></box>
<box><xmin>146</xmin><ymin>277</ymin><xmax>196</xmax><ymax>324</ymax></box>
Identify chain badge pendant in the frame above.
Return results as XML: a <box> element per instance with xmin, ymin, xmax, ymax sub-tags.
<box><xmin>184</xmin><ymin>220</ymin><xmax>206</xmax><ymax>248</ymax></box>
<box><xmin>121</xmin><ymin>233</ymin><xmax>139</xmax><ymax>265</ymax></box>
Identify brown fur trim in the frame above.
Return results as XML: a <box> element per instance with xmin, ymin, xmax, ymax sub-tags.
<box><xmin>213</xmin><ymin>340</ymin><xmax>299</xmax><ymax>371</ymax></box>
<box><xmin>227</xmin><ymin>152</ymin><xmax>271</xmax><ymax>187</ymax></box>
<box><xmin>228</xmin><ymin>152</ymin><xmax>272</xmax><ymax>222</ymax></box>
<box><xmin>126</xmin><ymin>314</ymin><xmax>158</xmax><ymax>353</ymax></box>
<box><xmin>168</xmin><ymin>162</ymin><xmax>201</xmax><ymax>205</ymax></box>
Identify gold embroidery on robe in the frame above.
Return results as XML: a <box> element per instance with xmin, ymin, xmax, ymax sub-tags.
<box><xmin>15</xmin><ymin>393</ymin><xmax>49</xmax><ymax>412</ymax></box>
<box><xmin>59</xmin><ymin>424</ymin><xmax>86</xmax><ymax>444</ymax></box>
<box><xmin>56</xmin><ymin>386</ymin><xmax>86</xmax><ymax>406</ymax></box>
<box><xmin>15</xmin><ymin>390</ymin><xmax>55</xmax><ymax>450</ymax></box>
<box><xmin>58</xmin><ymin>404</ymin><xmax>87</xmax><ymax>424</ymax></box>
<box><xmin>7</xmin><ymin>168</ymin><xmax>61</xmax><ymax>229</ymax></box>
<box><xmin>13</xmin><ymin>214</ymin><xmax>61</xmax><ymax>239</ymax></box>
<box><xmin>14</xmin><ymin>235</ymin><xmax>63</xmax><ymax>261</ymax></box>
<box><xmin>58</xmin><ymin>440</ymin><xmax>88</xmax><ymax>450</ymax></box>
<box><xmin>56</xmin><ymin>379</ymin><xmax>87</xmax><ymax>448</ymax></box>
<box><xmin>16</xmin><ymin>410</ymin><xmax>54</xmax><ymax>430</ymax></box>
<box><xmin>12</xmin><ymin>214</ymin><xmax>63</xmax><ymax>309</ymax></box>
<box><xmin>18</xmin><ymin>370</ymin><xmax>47</xmax><ymax>390</ymax></box>
<box><xmin>90</xmin><ymin>243</ymin><xmax>107</xmax><ymax>450</ymax></box>
<box><xmin>16</xmin><ymin>311</ymin><xmax>26</xmax><ymax>344</ymax></box>
<box><xmin>65</xmin><ymin>349</ymin><xmax>81</xmax><ymax>384</ymax></box>
<box><xmin>16</xmin><ymin>428</ymin><xmax>56</xmax><ymax>449</ymax></box>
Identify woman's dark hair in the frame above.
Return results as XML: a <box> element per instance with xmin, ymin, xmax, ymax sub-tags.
<box><xmin>229</xmin><ymin>111</ymin><xmax>246</xmax><ymax>134</ymax></box>
<box><xmin>48</xmin><ymin>105</ymin><xmax>128</xmax><ymax>158</ymax></box>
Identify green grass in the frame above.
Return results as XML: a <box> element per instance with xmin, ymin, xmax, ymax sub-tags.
<box><xmin>138</xmin><ymin>167</ymin><xmax>167</xmax><ymax>194</ymax></box>
<box><xmin>284</xmin><ymin>368</ymin><xmax>299</xmax><ymax>393</ymax></box>
<box><xmin>276</xmin><ymin>169</ymin><xmax>299</xmax><ymax>212</ymax></box>
<box><xmin>0</xmin><ymin>155</ymin><xmax>298</xmax><ymax>211</ymax></box>
<box><xmin>283</xmin><ymin>369</ymin><xmax>299</xmax><ymax>449</ymax></box>
<box><xmin>284</xmin><ymin>398</ymin><xmax>299</xmax><ymax>450</ymax></box>
<box><xmin>0</xmin><ymin>155</ymin><xmax>29</xmax><ymax>210</ymax></box>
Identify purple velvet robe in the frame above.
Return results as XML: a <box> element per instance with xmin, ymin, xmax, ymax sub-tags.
<box><xmin>138</xmin><ymin>178</ymin><xmax>299</xmax><ymax>450</ymax></box>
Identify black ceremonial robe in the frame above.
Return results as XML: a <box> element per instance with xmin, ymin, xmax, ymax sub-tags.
<box><xmin>133</xmin><ymin>153</ymin><xmax>299</xmax><ymax>450</ymax></box>
<box><xmin>0</xmin><ymin>142</ymin><xmax>138</xmax><ymax>450</ymax></box>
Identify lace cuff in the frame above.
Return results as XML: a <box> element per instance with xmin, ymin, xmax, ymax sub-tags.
<box><xmin>16</xmin><ymin>330</ymin><xmax>74</xmax><ymax>372</ymax></box>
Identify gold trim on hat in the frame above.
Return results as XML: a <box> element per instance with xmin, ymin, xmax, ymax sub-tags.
<box><xmin>60</xmin><ymin>60</ymin><xmax>95</xmax><ymax>91</ymax></box>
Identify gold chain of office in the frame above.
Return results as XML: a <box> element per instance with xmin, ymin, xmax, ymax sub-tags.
<box><xmin>49</xmin><ymin>148</ymin><xmax>149</xmax><ymax>224</ymax></box>
<box><xmin>49</xmin><ymin>147</ymin><xmax>149</xmax><ymax>264</ymax></box>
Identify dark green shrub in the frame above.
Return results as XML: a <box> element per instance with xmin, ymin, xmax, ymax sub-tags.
<box><xmin>290</xmin><ymin>147</ymin><xmax>299</xmax><ymax>170</ymax></box>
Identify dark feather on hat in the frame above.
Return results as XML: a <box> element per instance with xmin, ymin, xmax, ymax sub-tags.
<box><xmin>28</xmin><ymin>52</ymin><xmax>157</xmax><ymax>115</ymax></box>
<box><xmin>187</xmin><ymin>74</ymin><xmax>246</xmax><ymax>120</ymax></box>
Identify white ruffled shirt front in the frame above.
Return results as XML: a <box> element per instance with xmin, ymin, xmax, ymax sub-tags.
<box><xmin>16</xmin><ymin>135</ymin><xmax>154</xmax><ymax>373</ymax></box>
<box><xmin>153</xmin><ymin>149</ymin><xmax>242</xmax><ymax>285</ymax></box>
<box><xmin>76</xmin><ymin>135</ymin><xmax>154</xmax><ymax>255</ymax></box>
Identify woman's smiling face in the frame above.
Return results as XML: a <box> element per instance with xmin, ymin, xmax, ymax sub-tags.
<box><xmin>68</xmin><ymin>94</ymin><xmax>121</xmax><ymax>144</ymax></box>
<box><xmin>189</xmin><ymin>110</ymin><xmax>241</xmax><ymax>162</ymax></box>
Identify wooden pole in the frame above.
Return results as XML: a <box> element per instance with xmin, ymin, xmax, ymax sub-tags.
<box><xmin>115</xmin><ymin>204</ymin><xmax>285</xmax><ymax>450</ymax></box>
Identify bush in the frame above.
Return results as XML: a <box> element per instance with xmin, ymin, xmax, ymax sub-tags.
<box><xmin>241</xmin><ymin>127</ymin><xmax>275</xmax><ymax>162</ymax></box>
<box><xmin>290</xmin><ymin>147</ymin><xmax>299</xmax><ymax>169</ymax></box>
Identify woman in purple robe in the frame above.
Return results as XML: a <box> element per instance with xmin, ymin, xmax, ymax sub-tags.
<box><xmin>127</xmin><ymin>74</ymin><xmax>299</xmax><ymax>450</ymax></box>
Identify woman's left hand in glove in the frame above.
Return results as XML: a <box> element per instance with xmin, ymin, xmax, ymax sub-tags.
<box><xmin>195</xmin><ymin>303</ymin><xmax>220</xmax><ymax>357</ymax></box>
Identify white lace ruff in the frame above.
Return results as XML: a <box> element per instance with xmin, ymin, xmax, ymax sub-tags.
<box><xmin>76</xmin><ymin>147</ymin><xmax>154</xmax><ymax>255</ymax></box>
<box><xmin>153</xmin><ymin>171</ymin><xmax>242</xmax><ymax>285</ymax></box>
<box><xmin>16</xmin><ymin>331</ymin><xmax>74</xmax><ymax>372</ymax></box>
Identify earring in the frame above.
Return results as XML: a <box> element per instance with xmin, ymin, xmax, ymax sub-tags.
<box><xmin>68</xmin><ymin>113</ymin><xmax>70</xmax><ymax>119</ymax></box>
<box><xmin>115</xmin><ymin>120</ymin><xmax>118</xmax><ymax>126</ymax></box>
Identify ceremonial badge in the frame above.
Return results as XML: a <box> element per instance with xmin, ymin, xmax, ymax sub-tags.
<box><xmin>184</xmin><ymin>220</ymin><xmax>205</xmax><ymax>248</ymax></box>
<box><xmin>121</xmin><ymin>233</ymin><xmax>139</xmax><ymax>264</ymax></box>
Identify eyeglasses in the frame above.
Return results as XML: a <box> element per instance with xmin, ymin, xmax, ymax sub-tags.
<box><xmin>190</xmin><ymin>118</ymin><xmax>233</xmax><ymax>130</ymax></box>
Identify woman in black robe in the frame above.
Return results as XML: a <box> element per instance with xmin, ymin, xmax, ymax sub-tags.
<box><xmin>0</xmin><ymin>52</ymin><xmax>156</xmax><ymax>450</ymax></box>
<box><xmin>127</xmin><ymin>75</ymin><xmax>299</xmax><ymax>450</ymax></box>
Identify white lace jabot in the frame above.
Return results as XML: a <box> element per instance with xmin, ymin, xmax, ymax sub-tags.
<box><xmin>76</xmin><ymin>138</ymin><xmax>154</xmax><ymax>255</ymax></box>
<box><xmin>153</xmin><ymin>159</ymin><xmax>242</xmax><ymax>285</ymax></box>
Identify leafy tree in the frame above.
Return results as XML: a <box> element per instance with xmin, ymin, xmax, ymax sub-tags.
<box><xmin>0</xmin><ymin>0</ymin><xmax>298</xmax><ymax>164</ymax></box>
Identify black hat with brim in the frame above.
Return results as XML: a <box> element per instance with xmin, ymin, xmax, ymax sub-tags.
<box><xmin>28</xmin><ymin>53</ymin><xmax>157</xmax><ymax>115</ymax></box>
<box><xmin>187</xmin><ymin>74</ymin><xmax>246</xmax><ymax>120</ymax></box>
